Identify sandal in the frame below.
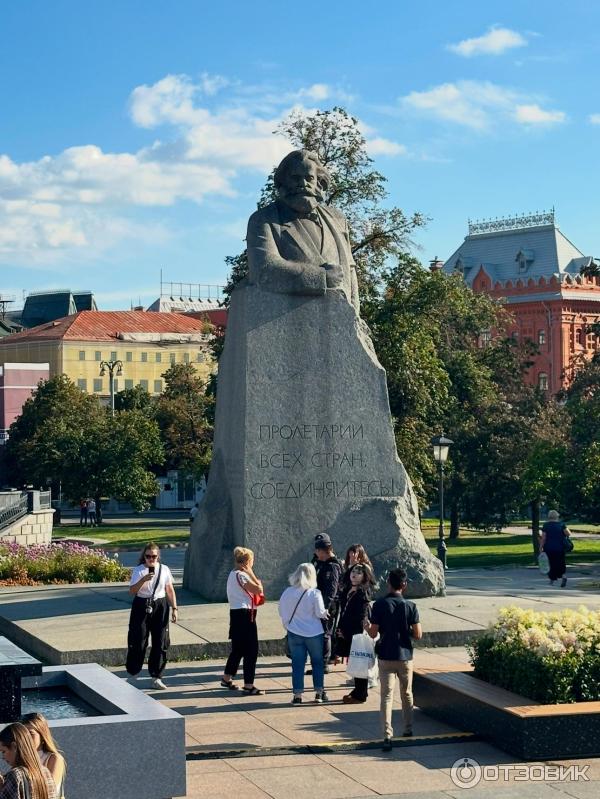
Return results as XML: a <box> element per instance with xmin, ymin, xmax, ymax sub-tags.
<box><xmin>241</xmin><ymin>686</ymin><xmax>265</xmax><ymax>696</ymax></box>
<box><xmin>220</xmin><ymin>679</ymin><xmax>239</xmax><ymax>690</ymax></box>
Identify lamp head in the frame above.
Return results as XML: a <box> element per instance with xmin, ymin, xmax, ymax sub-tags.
<box><xmin>431</xmin><ymin>433</ymin><xmax>454</xmax><ymax>463</ymax></box>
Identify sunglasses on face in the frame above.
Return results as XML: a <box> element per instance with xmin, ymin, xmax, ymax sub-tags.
<box><xmin>145</xmin><ymin>554</ymin><xmax>158</xmax><ymax>560</ymax></box>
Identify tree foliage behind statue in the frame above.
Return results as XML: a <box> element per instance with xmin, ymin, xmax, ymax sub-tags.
<box><xmin>222</xmin><ymin>107</ymin><xmax>426</xmax><ymax>305</ymax></box>
<box><xmin>5</xmin><ymin>375</ymin><xmax>164</xmax><ymax>513</ymax></box>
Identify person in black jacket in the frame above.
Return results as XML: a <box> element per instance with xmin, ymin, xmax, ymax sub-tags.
<box><xmin>313</xmin><ymin>533</ymin><xmax>342</xmax><ymax>671</ymax></box>
<box><xmin>336</xmin><ymin>564</ymin><xmax>373</xmax><ymax>703</ymax></box>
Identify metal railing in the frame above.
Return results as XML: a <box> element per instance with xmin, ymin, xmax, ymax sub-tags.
<box><xmin>0</xmin><ymin>493</ymin><xmax>28</xmax><ymax>532</ymax></box>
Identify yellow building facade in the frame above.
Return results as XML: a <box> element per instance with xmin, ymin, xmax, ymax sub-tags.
<box><xmin>0</xmin><ymin>311</ymin><xmax>214</xmax><ymax>399</ymax></box>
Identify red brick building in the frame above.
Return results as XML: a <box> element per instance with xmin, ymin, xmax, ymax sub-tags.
<box><xmin>443</xmin><ymin>211</ymin><xmax>600</xmax><ymax>394</ymax></box>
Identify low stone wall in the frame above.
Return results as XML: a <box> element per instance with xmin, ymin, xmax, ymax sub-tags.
<box><xmin>0</xmin><ymin>509</ymin><xmax>54</xmax><ymax>546</ymax></box>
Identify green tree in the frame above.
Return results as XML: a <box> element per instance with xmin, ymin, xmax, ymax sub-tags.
<box><xmin>5</xmin><ymin>376</ymin><xmax>163</xmax><ymax>513</ymax></box>
<box><xmin>155</xmin><ymin>363</ymin><xmax>214</xmax><ymax>478</ymax></box>
<box><xmin>114</xmin><ymin>384</ymin><xmax>155</xmax><ymax>413</ymax></box>
<box><xmin>562</xmin><ymin>350</ymin><xmax>600</xmax><ymax>520</ymax></box>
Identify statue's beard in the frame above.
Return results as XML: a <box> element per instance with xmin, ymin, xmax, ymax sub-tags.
<box><xmin>280</xmin><ymin>190</ymin><xmax>319</xmax><ymax>215</ymax></box>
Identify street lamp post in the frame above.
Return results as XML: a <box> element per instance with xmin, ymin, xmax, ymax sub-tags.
<box><xmin>99</xmin><ymin>360</ymin><xmax>123</xmax><ymax>416</ymax></box>
<box><xmin>431</xmin><ymin>433</ymin><xmax>453</xmax><ymax>569</ymax></box>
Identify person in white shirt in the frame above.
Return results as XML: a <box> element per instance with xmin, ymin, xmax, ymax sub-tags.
<box><xmin>126</xmin><ymin>542</ymin><xmax>178</xmax><ymax>690</ymax></box>
<box><xmin>221</xmin><ymin>547</ymin><xmax>265</xmax><ymax>695</ymax></box>
<box><xmin>279</xmin><ymin>563</ymin><xmax>329</xmax><ymax>704</ymax></box>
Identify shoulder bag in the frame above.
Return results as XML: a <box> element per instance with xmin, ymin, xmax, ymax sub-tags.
<box><xmin>145</xmin><ymin>563</ymin><xmax>162</xmax><ymax>615</ymax></box>
<box><xmin>284</xmin><ymin>590</ymin><xmax>307</xmax><ymax>658</ymax></box>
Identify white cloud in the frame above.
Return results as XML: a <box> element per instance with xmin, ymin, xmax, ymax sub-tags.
<box><xmin>298</xmin><ymin>83</ymin><xmax>330</xmax><ymax>101</ymax></box>
<box><xmin>589</xmin><ymin>113</ymin><xmax>600</xmax><ymax>125</ymax></box>
<box><xmin>448</xmin><ymin>26</ymin><xmax>527</xmax><ymax>57</ymax></box>
<box><xmin>514</xmin><ymin>104</ymin><xmax>566</xmax><ymax>125</ymax></box>
<box><xmin>401</xmin><ymin>80</ymin><xmax>565</xmax><ymax>132</ymax></box>
<box><xmin>366</xmin><ymin>137</ymin><xmax>407</xmax><ymax>156</ymax></box>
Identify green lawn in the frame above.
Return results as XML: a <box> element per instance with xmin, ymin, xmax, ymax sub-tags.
<box><xmin>54</xmin><ymin>525</ymin><xmax>190</xmax><ymax>550</ymax></box>
<box><xmin>426</xmin><ymin>530</ymin><xmax>600</xmax><ymax>569</ymax></box>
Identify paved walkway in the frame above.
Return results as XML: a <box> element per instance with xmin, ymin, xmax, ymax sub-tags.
<box><xmin>118</xmin><ymin>650</ymin><xmax>599</xmax><ymax>799</ymax></box>
<box><xmin>2</xmin><ymin>564</ymin><xmax>600</xmax><ymax>666</ymax></box>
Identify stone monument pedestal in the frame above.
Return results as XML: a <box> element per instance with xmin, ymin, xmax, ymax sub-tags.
<box><xmin>184</xmin><ymin>284</ymin><xmax>444</xmax><ymax>600</ymax></box>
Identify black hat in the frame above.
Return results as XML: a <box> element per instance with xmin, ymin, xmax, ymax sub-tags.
<box><xmin>314</xmin><ymin>532</ymin><xmax>332</xmax><ymax>549</ymax></box>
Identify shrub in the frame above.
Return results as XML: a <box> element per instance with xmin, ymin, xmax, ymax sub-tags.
<box><xmin>0</xmin><ymin>541</ymin><xmax>129</xmax><ymax>585</ymax></box>
<box><xmin>468</xmin><ymin>605</ymin><xmax>600</xmax><ymax>703</ymax></box>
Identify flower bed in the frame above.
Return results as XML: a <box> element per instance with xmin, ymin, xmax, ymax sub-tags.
<box><xmin>0</xmin><ymin>541</ymin><xmax>129</xmax><ymax>585</ymax></box>
<box><xmin>468</xmin><ymin>605</ymin><xmax>600</xmax><ymax>703</ymax></box>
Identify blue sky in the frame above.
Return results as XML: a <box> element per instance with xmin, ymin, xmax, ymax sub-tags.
<box><xmin>2</xmin><ymin>0</ymin><xmax>599</xmax><ymax>309</ymax></box>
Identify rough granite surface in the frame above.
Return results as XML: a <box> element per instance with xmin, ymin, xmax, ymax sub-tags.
<box><xmin>184</xmin><ymin>285</ymin><xmax>445</xmax><ymax>599</ymax></box>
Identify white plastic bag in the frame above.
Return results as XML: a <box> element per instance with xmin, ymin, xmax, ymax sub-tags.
<box><xmin>347</xmin><ymin>632</ymin><xmax>376</xmax><ymax>679</ymax></box>
<box><xmin>538</xmin><ymin>551</ymin><xmax>550</xmax><ymax>575</ymax></box>
<box><xmin>367</xmin><ymin>656</ymin><xmax>379</xmax><ymax>688</ymax></box>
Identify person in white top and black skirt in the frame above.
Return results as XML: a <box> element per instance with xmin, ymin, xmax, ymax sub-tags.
<box><xmin>221</xmin><ymin>547</ymin><xmax>265</xmax><ymax>695</ymax></box>
<box><xmin>126</xmin><ymin>542</ymin><xmax>178</xmax><ymax>690</ymax></box>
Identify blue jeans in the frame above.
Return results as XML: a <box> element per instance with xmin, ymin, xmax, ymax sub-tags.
<box><xmin>287</xmin><ymin>631</ymin><xmax>324</xmax><ymax>694</ymax></box>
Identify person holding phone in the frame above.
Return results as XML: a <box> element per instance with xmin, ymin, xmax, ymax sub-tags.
<box><xmin>126</xmin><ymin>542</ymin><xmax>178</xmax><ymax>690</ymax></box>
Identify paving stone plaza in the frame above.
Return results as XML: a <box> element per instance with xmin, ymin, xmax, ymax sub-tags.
<box><xmin>2</xmin><ymin>553</ymin><xmax>599</xmax><ymax>798</ymax></box>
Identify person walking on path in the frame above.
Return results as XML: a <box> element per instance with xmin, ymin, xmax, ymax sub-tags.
<box><xmin>541</xmin><ymin>510</ymin><xmax>572</xmax><ymax>587</ymax></box>
<box><xmin>126</xmin><ymin>542</ymin><xmax>178</xmax><ymax>690</ymax></box>
<box><xmin>79</xmin><ymin>499</ymin><xmax>87</xmax><ymax>527</ymax></box>
<box><xmin>365</xmin><ymin>567</ymin><xmax>422</xmax><ymax>752</ymax></box>
<box><xmin>0</xmin><ymin>722</ymin><xmax>57</xmax><ymax>799</ymax></box>
<box><xmin>312</xmin><ymin>533</ymin><xmax>342</xmax><ymax>671</ymax></box>
<box><xmin>86</xmin><ymin>498</ymin><xmax>96</xmax><ymax>527</ymax></box>
<box><xmin>189</xmin><ymin>503</ymin><xmax>199</xmax><ymax>525</ymax></box>
<box><xmin>21</xmin><ymin>714</ymin><xmax>66</xmax><ymax>799</ymax></box>
<box><xmin>337</xmin><ymin>563</ymin><xmax>374</xmax><ymax>704</ymax></box>
<box><xmin>279</xmin><ymin>563</ymin><xmax>329</xmax><ymax>704</ymax></box>
<box><xmin>221</xmin><ymin>547</ymin><xmax>265</xmax><ymax>696</ymax></box>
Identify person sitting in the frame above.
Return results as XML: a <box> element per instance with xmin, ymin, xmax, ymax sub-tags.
<box><xmin>0</xmin><ymin>722</ymin><xmax>57</xmax><ymax>799</ymax></box>
<box><xmin>21</xmin><ymin>713</ymin><xmax>66</xmax><ymax>799</ymax></box>
<box><xmin>336</xmin><ymin>563</ymin><xmax>374</xmax><ymax>704</ymax></box>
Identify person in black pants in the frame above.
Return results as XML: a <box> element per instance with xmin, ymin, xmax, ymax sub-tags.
<box><xmin>126</xmin><ymin>543</ymin><xmax>178</xmax><ymax>690</ymax></box>
<box><xmin>336</xmin><ymin>563</ymin><xmax>373</xmax><ymax>703</ymax></box>
<box><xmin>221</xmin><ymin>547</ymin><xmax>265</xmax><ymax>696</ymax></box>
<box><xmin>313</xmin><ymin>533</ymin><xmax>342</xmax><ymax>672</ymax></box>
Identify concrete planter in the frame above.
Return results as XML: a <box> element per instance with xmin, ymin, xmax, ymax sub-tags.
<box><xmin>22</xmin><ymin>664</ymin><xmax>186</xmax><ymax>799</ymax></box>
<box><xmin>414</xmin><ymin>666</ymin><xmax>600</xmax><ymax>760</ymax></box>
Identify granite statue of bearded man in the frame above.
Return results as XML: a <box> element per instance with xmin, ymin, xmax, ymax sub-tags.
<box><xmin>247</xmin><ymin>149</ymin><xmax>360</xmax><ymax>314</ymax></box>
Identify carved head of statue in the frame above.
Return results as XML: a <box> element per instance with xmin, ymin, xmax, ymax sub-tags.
<box><xmin>274</xmin><ymin>149</ymin><xmax>331</xmax><ymax>214</ymax></box>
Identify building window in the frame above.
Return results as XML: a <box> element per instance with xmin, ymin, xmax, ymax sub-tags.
<box><xmin>95</xmin><ymin>351</ymin><xmax>102</xmax><ymax>361</ymax></box>
<box><xmin>155</xmin><ymin>352</ymin><xmax>162</xmax><ymax>363</ymax></box>
<box><xmin>538</xmin><ymin>330</ymin><xmax>546</xmax><ymax>346</ymax></box>
<box><xmin>141</xmin><ymin>352</ymin><xmax>148</xmax><ymax>362</ymax></box>
<box><xmin>170</xmin><ymin>353</ymin><xmax>176</xmax><ymax>365</ymax></box>
<box><xmin>154</xmin><ymin>379</ymin><xmax>163</xmax><ymax>393</ymax></box>
<box><xmin>479</xmin><ymin>330</ymin><xmax>492</xmax><ymax>348</ymax></box>
<box><xmin>197</xmin><ymin>352</ymin><xmax>205</xmax><ymax>363</ymax></box>
<box><xmin>183</xmin><ymin>352</ymin><xmax>190</xmax><ymax>364</ymax></box>
<box><xmin>77</xmin><ymin>379</ymin><xmax>87</xmax><ymax>391</ymax></box>
<box><xmin>139</xmin><ymin>379</ymin><xmax>149</xmax><ymax>391</ymax></box>
<box><xmin>126</xmin><ymin>352</ymin><xmax>133</xmax><ymax>362</ymax></box>
<box><xmin>78</xmin><ymin>351</ymin><xmax>86</xmax><ymax>361</ymax></box>
<box><xmin>511</xmin><ymin>330</ymin><xmax>519</xmax><ymax>340</ymax></box>
<box><xmin>93</xmin><ymin>378</ymin><xmax>103</xmax><ymax>393</ymax></box>
<box><xmin>111</xmin><ymin>351</ymin><xmax>117</xmax><ymax>361</ymax></box>
<box><xmin>125</xmin><ymin>379</ymin><xmax>134</xmax><ymax>390</ymax></box>
<box><xmin>518</xmin><ymin>257</ymin><xmax>527</xmax><ymax>274</ymax></box>
<box><xmin>538</xmin><ymin>373</ymin><xmax>549</xmax><ymax>392</ymax></box>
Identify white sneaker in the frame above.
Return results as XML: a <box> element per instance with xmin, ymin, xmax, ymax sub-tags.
<box><xmin>151</xmin><ymin>678</ymin><xmax>167</xmax><ymax>690</ymax></box>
